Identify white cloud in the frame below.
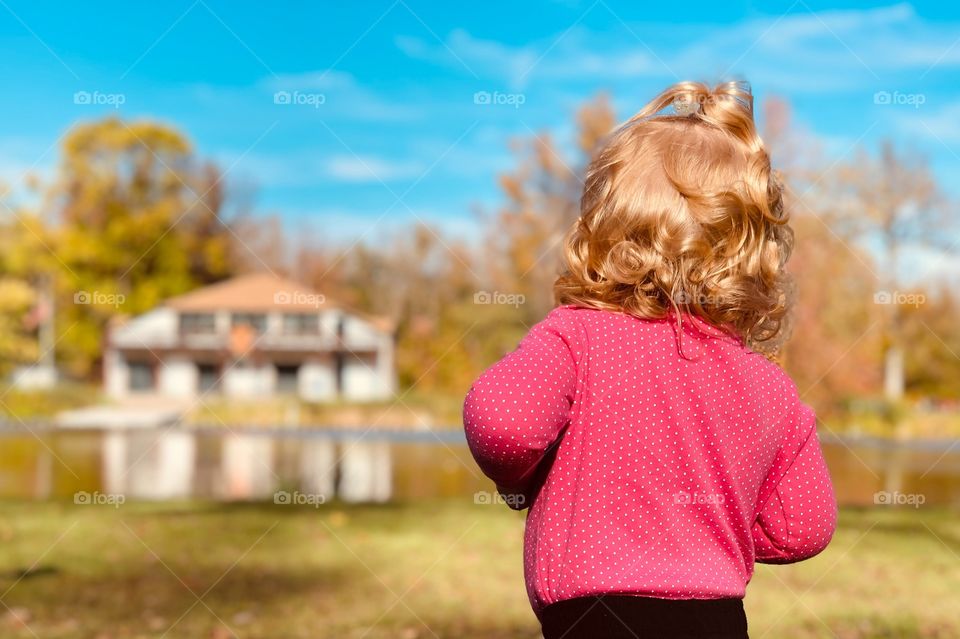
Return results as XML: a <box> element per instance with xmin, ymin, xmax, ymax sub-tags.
<box><xmin>281</xmin><ymin>205</ymin><xmax>484</xmax><ymax>245</ymax></box>
<box><xmin>898</xmin><ymin>100</ymin><xmax>960</xmax><ymax>144</ymax></box>
<box><xmin>326</xmin><ymin>155</ymin><xmax>425</xmax><ymax>183</ymax></box>
<box><xmin>222</xmin><ymin>150</ymin><xmax>426</xmax><ymax>187</ymax></box>
<box><xmin>899</xmin><ymin>242</ymin><xmax>960</xmax><ymax>287</ymax></box>
<box><xmin>397</xmin><ymin>29</ymin><xmax>539</xmax><ymax>86</ymax></box>
<box><xmin>395</xmin><ymin>5</ymin><xmax>960</xmax><ymax>94</ymax></box>
<box><xmin>258</xmin><ymin>70</ymin><xmax>423</xmax><ymax>121</ymax></box>
<box><xmin>396</xmin><ymin>28</ymin><xmax>661</xmax><ymax>88</ymax></box>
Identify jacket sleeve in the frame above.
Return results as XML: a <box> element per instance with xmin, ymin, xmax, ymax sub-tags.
<box><xmin>463</xmin><ymin>308</ymin><xmax>582</xmax><ymax>510</ymax></box>
<box><xmin>753</xmin><ymin>400</ymin><xmax>838</xmax><ymax>564</ymax></box>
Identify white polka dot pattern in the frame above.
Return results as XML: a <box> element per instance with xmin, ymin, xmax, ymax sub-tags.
<box><xmin>462</xmin><ymin>305</ymin><xmax>838</xmax><ymax>617</ymax></box>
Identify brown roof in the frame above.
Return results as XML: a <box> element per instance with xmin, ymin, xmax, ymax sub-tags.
<box><xmin>166</xmin><ymin>272</ymin><xmax>330</xmax><ymax>312</ymax></box>
<box><xmin>165</xmin><ymin>273</ymin><xmax>394</xmax><ymax>332</ymax></box>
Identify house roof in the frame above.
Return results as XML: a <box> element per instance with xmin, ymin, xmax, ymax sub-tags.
<box><xmin>167</xmin><ymin>273</ymin><xmax>324</xmax><ymax>312</ymax></box>
<box><xmin>164</xmin><ymin>273</ymin><xmax>393</xmax><ymax>332</ymax></box>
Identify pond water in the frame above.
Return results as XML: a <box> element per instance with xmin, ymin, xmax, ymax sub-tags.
<box><xmin>1</xmin><ymin>426</ymin><xmax>958</xmax><ymax>507</ymax></box>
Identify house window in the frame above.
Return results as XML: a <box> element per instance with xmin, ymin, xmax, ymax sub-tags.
<box><xmin>282</xmin><ymin>313</ymin><xmax>319</xmax><ymax>335</ymax></box>
<box><xmin>128</xmin><ymin>362</ymin><xmax>155</xmax><ymax>392</ymax></box>
<box><xmin>180</xmin><ymin>313</ymin><xmax>216</xmax><ymax>335</ymax></box>
<box><xmin>197</xmin><ymin>363</ymin><xmax>220</xmax><ymax>394</ymax></box>
<box><xmin>232</xmin><ymin>313</ymin><xmax>267</xmax><ymax>334</ymax></box>
<box><xmin>275</xmin><ymin>364</ymin><xmax>300</xmax><ymax>394</ymax></box>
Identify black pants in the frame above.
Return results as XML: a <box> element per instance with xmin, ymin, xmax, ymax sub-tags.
<box><xmin>540</xmin><ymin>595</ymin><xmax>748</xmax><ymax>639</ymax></box>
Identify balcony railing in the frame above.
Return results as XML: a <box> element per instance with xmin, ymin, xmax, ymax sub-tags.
<box><xmin>112</xmin><ymin>329</ymin><xmax>380</xmax><ymax>353</ymax></box>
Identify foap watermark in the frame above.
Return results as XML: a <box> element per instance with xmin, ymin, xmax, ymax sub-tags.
<box><xmin>873</xmin><ymin>290</ymin><xmax>925</xmax><ymax>307</ymax></box>
<box><xmin>273</xmin><ymin>90</ymin><xmax>326</xmax><ymax>108</ymax></box>
<box><xmin>873</xmin><ymin>90</ymin><xmax>925</xmax><ymax>109</ymax></box>
<box><xmin>274</xmin><ymin>290</ymin><xmax>325</xmax><ymax>307</ymax></box>
<box><xmin>673</xmin><ymin>490</ymin><xmax>725</xmax><ymax>505</ymax></box>
<box><xmin>874</xmin><ymin>490</ymin><xmax>925</xmax><ymax>508</ymax></box>
<box><xmin>671</xmin><ymin>92</ymin><xmax>739</xmax><ymax>114</ymax></box>
<box><xmin>474</xmin><ymin>490</ymin><xmax>526</xmax><ymax>508</ymax></box>
<box><xmin>474</xmin><ymin>290</ymin><xmax>525</xmax><ymax>308</ymax></box>
<box><xmin>74</xmin><ymin>490</ymin><xmax>125</xmax><ymax>508</ymax></box>
<box><xmin>273</xmin><ymin>490</ymin><xmax>327</xmax><ymax>507</ymax></box>
<box><xmin>74</xmin><ymin>90</ymin><xmax>126</xmax><ymax>109</ymax></box>
<box><xmin>673</xmin><ymin>290</ymin><xmax>728</xmax><ymax>306</ymax></box>
<box><xmin>74</xmin><ymin>290</ymin><xmax>126</xmax><ymax>308</ymax></box>
<box><xmin>473</xmin><ymin>90</ymin><xmax>526</xmax><ymax>109</ymax></box>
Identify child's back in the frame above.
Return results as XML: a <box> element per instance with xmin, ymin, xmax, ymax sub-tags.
<box><xmin>463</xmin><ymin>81</ymin><xmax>838</xmax><ymax>639</ymax></box>
<box><xmin>464</xmin><ymin>306</ymin><xmax>836</xmax><ymax>617</ymax></box>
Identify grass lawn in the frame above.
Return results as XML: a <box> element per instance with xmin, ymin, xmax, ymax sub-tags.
<box><xmin>0</xmin><ymin>500</ymin><xmax>957</xmax><ymax>638</ymax></box>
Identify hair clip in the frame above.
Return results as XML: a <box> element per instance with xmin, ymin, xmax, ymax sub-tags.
<box><xmin>673</xmin><ymin>95</ymin><xmax>701</xmax><ymax>116</ymax></box>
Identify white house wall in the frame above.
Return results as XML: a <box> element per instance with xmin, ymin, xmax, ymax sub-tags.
<box><xmin>104</xmin><ymin>349</ymin><xmax>128</xmax><ymax>399</ymax></box>
<box><xmin>300</xmin><ymin>360</ymin><xmax>336</xmax><ymax>402</ymax></box>
<box><xmin>111</xmin><ymin>308</ymin><xmax>179</xmax><ymax>348</ymax></box>
<box><xmin>158</xmin><ymin>356</ymin><xmax>198</xmax><ymax>398</ymax></box>
<box><xmin>342</xmin><ymin>354</ymin><xmax>384</xmax><ymax>401</ymax></box>
<box><xmin>341</xmin><ymin>315</ymin><xmax>383</xmax><ymax>350</ymax></box>
<box><xmin>223</xmin><ymin>363</ymin><xmax>275</xmax><ymax>398</ymax></box>
<box><xmin>338</xmin><ymin>314</ymin><xmax>395</xmax><ymax>400</ymax></box>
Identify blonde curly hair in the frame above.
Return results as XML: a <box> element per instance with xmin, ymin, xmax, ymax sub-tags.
<box><xmin>554</xmin><ymin>80</ymin><xmax>794</xmax><ymax>349</ymax></box>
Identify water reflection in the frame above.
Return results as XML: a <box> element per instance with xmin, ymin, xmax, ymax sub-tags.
<box><xmin>1</xmin><ymin>427</ymin><xmax>958</xmax><ymax>506</ymax></box>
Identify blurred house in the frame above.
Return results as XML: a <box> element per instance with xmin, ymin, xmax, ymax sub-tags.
<box><xmin>104</xmin><ymin>273</ymin><xmax>395</xmax><ymax>402</ymax></box>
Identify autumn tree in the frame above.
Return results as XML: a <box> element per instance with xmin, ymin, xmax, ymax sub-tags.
<box><xmin>484</xmin><ymin>94</ymin><xmax>615</xmax><ymax>325</ymax></box>
<box><xmin>761</xmin><ymin>97</ymin><xmax>884</xmax><ymax>415</ymax></box>
<box><xmin>900</xmin><ymin>286</ymin><xmax>960</xmax><ymax>400</ymax></box>
<box><xmin>290</xmin><ymin>93</ymin><xmax>614</xmax><ymax>401</ymax></box>
<box><xmin>0</xmin><ymin>197</ymin><xmax>57</xmax><ymax>377</ymax></box>
<box><xmin>47</xmin><ymin>117</ymin><xmax>236</xmax><ymax>376</ymax></box>
<box><xmin>0</xmin><ymin>225</ymin><xmax>40</xmax><ymax>375</ymax></box>
<box><xmin>833</xmin><ymin>144</ymin><xmax>947</xmax><ymax>407</ymax></box>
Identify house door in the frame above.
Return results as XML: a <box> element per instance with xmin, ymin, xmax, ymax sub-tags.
<box><xmin>275</xmin><ymin>364</ymin><xmax>300</xmax><ymax>395</ymax></box>
<box><xmin>333</xmin><ymin>353</ymin><xmax>345</xmax><ymax>397</ymax></box>
<box><xmin>198</xmin><ymin>364</ymin><xmax>220</xmax><ymax>394</ymax></box>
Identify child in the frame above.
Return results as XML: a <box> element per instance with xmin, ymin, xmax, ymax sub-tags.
<box><xmin>463</xmin><ymin>81</ymin><xmax>837</xmax><ymax>639</ymax></box>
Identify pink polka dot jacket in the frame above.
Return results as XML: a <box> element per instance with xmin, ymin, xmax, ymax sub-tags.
<box><xmin>463</xmin><ymin>305</ymin><xmax>838</xmax><ymax>617</ymax></box>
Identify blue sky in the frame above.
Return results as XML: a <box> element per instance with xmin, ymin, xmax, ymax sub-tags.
<box><xmin>1</xmin><ymin>1</ymin><xmax>958</xmax><ymax>250</ymax></box>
